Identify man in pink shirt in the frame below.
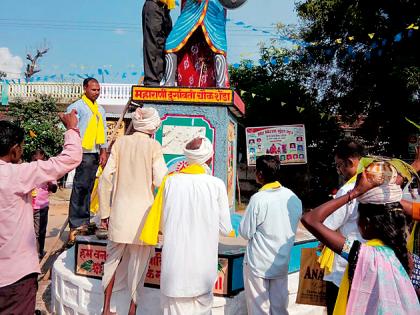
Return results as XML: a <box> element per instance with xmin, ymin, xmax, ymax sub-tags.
<box><xmin>0</xmin><ymin>110</ymin><xmax>82</xmax><ymax>314</ymax></box>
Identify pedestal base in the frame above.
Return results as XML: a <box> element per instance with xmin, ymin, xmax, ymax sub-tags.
<box><xmin>52</xmin><ymin>247</ymin><xmax>247</xmax><ymax>315</ymax></box>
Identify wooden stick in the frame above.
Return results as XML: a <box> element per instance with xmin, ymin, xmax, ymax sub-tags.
<box><xmin>108</xmin><ymin>98</ymin><xmax>131</xmax><ymax>149</ymax></box>
<box><xmin>38</xmin><ymin>217</ymin><xmax>69</xmax><ymax>281</ymax></box>
<box><xmin>236</xmin><ymin>173</ymin><xmax>242</xmax><ymax>208</ymax></box>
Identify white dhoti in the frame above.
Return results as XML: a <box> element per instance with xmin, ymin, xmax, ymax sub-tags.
<box><xmin>102</xmin><ymin>241</ymin><xmax>153</xmax><ymax>303</ymax></box>
<box><xmin>161</xmin><ymin>292</ymin><xmax>213</xmax><ymax>315</ymax></box>
<box><xmin>243</xmin><ymin>263</ymin><xmax>289</xmax><ymax>315</ymax></box>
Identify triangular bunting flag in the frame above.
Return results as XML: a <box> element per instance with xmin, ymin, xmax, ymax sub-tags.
<box><xmin>281</xmin><ymin>102</ymin><xmax>286</xmax><ymax>107</ymax></box>
<box><xmin>240</xmin><ymin>90</ymin><xmax>246</xmax><ymax>96</ymax></box>
<box><xmin>406</xmin><ymin>24</ymin><xmax>419</xmax><ymax>30</ymax></box>
<box><xmin>368</xmin><ymin>33</ymin><xmax>375</xmax><ymax>39</ymax></box>
<box><xmin>348</xmin><ymin>36</ymin><xmax>355</xmax><ymax>41</ymax></box>
<box><xmin>252</xmin><ymin>93</ymin><xmax>256</xmax><ymax>98</ymax></box>
<box><xmin>335</xmin><ymin>38</ymin><xmax>342</xmax><ymax>44</ymax></box>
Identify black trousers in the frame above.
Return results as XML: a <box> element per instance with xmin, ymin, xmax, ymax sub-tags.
<box><xmin>33</xmin><ymin>206</ymin><xmax>49</xmax><ymax>258</ymax></box>
<box><xmin>326</xmin><ymin>280</ymin><xmax>339</xmax><ymax>315</ymax></box>
<box><xmin>0</xmin><ymin>273</ymin><xmax>38</xmax><ymax>315</ymax></box>
<box><xmin>142</xmin><ymin>0</ymin><xmax>172</xmax><ymax>86</ymax></box>
<box><xmin>69</xmin><ymin>153</ymin><xmax>99</xmax><ymax>229</ymax></box>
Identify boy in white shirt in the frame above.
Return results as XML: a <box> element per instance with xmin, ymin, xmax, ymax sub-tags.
<box><xmin>239</xmin><ymin>155</ymin><xmax>302</xmax><ymax>315</ymax></box>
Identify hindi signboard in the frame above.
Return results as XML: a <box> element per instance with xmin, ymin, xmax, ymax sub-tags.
<box><xmin>246</xmin><ymin>125</ymin><xmax>307</xmax><ymax>166</ymax></box>
<box><xmin>132</xmin><ymin>86</ymin><xmax>233</xmax><ymax>105</ymax></box>
<box><xmin>75</xmin><ymin>236</ymin><xmax>108</xmax><ymax>279</ymax></box>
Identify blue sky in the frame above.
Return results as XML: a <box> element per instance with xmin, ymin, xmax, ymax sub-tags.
<box><xmin>0</xmin><ymin>0</ymin><xmax>298</xmax><ymax>82</ymax></box>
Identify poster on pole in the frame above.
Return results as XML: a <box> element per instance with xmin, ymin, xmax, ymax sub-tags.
<box><xmin>246</xmin><ymin>124</ymin><xmax>307</xmax><ymax>166</ymax></box>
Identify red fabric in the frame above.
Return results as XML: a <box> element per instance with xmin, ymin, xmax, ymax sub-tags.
<box><xmin>176</xmin><ymin>32</ymin><xmax>230</xmax><ymax>88</ymax></box>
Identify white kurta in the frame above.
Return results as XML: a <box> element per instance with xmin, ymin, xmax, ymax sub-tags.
<box><xmin>160</xmin><ymin>173</ymin><xmax>233</xmax><ymax>298</ymax></box>
<box><xmin>99</xmin><ymin>132</ymin><xmax>168</xmax><ymax>244</ymax></box>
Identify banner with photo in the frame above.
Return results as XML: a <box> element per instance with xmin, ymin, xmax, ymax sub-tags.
<box><xmin>246</xmin><ymin>124</ymin><xmax>307</xmax><ymax>166</ymax></box>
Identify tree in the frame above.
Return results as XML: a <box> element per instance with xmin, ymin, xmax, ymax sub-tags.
<box><xmin>25</xmin><ymin>48</ymin><xmax>49</xmax><ymax>80</ymax></box>
<box><xmin>229</xmin><ymin>46</ymin><xmax>343</xmax><ymax>207</ymax></box>
<box><xmin>7</xmin><ymin>96</ymin><xmax>64</xmax><ymax>161</ymax></box>
<box><xmin>295</xmin><ymin>0</ymin><xmax>420</xmax><ymax>158</ymax></box>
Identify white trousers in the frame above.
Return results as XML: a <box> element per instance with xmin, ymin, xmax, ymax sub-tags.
<box><xmin>161</xmin><ymin>292</ymin><xmax>213</xmax><ymax>315</ymax></box>
<box><xmin>243</xmin><ymin>264</ymin><xmax>289</xmax><ymax>315</ymax></box>
<box><xmin>102</xmin><ymin>241</ymin><xmax>153</xmax><ymax>303</ymax></box>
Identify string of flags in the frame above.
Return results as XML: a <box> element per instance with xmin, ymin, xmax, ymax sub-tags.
<box><xmin>230</xmin><ymin>20</ymin><xmax>418</xmax><ymax>65</ymax></box>
<box><xmin>236</xmin><ymin>88</ymin><xmax>335</xmax><ymax>118</ymax></box>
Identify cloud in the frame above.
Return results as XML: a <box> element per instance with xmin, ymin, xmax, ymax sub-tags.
<box><xmin>0</xmin><ymin>47</ymin><xmax>24</xmax><ymax>79</ymax></box>
<box><xmin>113</xmin><ymin>28</ymin><xmax>127</xmax><ymax>35</ymax></box>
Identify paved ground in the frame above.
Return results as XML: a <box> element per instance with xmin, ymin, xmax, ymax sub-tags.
<box><xmin>36</xmin><ymin>188</ymin><xmax>318</xmax><ymax>314</ymax></box>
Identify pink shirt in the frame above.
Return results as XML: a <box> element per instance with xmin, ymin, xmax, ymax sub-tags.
<box><xmin>32</xmin><ymin>181</ymin><xmax>57</xmax><ymax>210</ymax></box>
<box><xmin>0</xmin><ymin>129</ymin><xmax>82</xmax><ymax>287</ymax></box>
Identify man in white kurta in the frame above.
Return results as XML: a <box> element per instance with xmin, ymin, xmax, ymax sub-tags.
<box><xmin>239</xmin><ymin>155</ymin><xmax>302</xmax><ymax>315</ymax></box>
<box><xmin>99</xmin><ymin>107</ymin><xmax>167</xmax><ymax>315</ymax></box>
<box><xmin>159</xmin><ymin>137</ymin><xmax>233</xmax><ymax>315</ymax></box>
<box><xmin>322</xmin><ymin>139</ymin><xmax>365</xmax><ymax>315</ymax></box>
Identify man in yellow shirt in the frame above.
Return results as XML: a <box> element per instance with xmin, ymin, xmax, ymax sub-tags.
<box><xmin>142</xmin><ymin>0</ymin><xmax>174</xmax><ymax>86</ymax></box>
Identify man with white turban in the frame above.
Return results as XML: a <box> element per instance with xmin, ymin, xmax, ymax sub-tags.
<box><xmin>99</xmin><ymin>107</ymin><xmax>168</xmax><ymax>315</ymax></box>
<box><xmin>141</xmin><ymin>136</ymin><xmax>232</xmax><ymax>314</ymax></box>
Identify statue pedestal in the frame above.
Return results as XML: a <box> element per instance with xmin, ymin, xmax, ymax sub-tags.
<box><xmin>132</xmin><ymin>86</ymin><xmax>245</xmax><ymax>211</ymax></box>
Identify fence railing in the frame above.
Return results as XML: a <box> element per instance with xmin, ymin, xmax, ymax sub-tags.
<box><xmin>1</xmin><ymin>82</ymin><xmax>132</xmax><ymax>106</ymax></box>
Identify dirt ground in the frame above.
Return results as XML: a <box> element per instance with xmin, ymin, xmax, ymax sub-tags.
<box><xmin>35</xmin><ymin>189</ymin><xmax>72</xmax><ymax>313</ymax></box>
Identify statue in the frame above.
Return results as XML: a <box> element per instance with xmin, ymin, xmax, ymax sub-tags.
<box><xmin>163</xmin><ymin>0</ymin><xmax>247</xmax><ymax>88</ymax></box>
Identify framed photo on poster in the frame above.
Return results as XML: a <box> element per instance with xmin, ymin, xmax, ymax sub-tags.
<box><xmin>246</xmin><ymin>124</ymin><xmax>307</xmax><ymax>166</ymax></box>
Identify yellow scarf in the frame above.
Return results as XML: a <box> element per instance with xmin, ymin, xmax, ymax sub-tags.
<box><xmin>139</xmin><ymin>164</ymin><xmax>206</xmax><ymax>245</ymax></box>
<box><xmin>259</xmin><ymin>181</ymin><xmax>282</xmax><ymax>191</ymax></box>
<box><xmin>333</xmin><ymin>239</ymin><xmax>384</xmax><ymax>315</ymax></box>
<box><xmin>160</xmin><ymin>0</ymin><xmax>175</xmax><ymax>9</ymax></box>
<box><xmin>408</xmin><ymin>221</ymin><xmax>417</xmax><ymax>253</ymax></box>
<box><xmin>318</xmin><ymin>175</ymin><xmax>358</xmax><ymax>273</ymax></box>
<box><xmin>81</xmin><ymin>95</ymin><xmax>105</xmax><ymax>150</ymax></box>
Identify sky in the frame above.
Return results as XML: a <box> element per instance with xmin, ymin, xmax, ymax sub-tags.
<box><xmin>0</xmin><ymin>0</ymin><xmax>298</xmax><ymax>83</ymax></box>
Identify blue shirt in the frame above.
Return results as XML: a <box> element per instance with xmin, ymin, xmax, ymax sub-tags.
<box><xmin>239</xmin><ymin>186</ymin><xmax>302</xmax><ymax>278</ymax></box>
<box><xmin>66</xmin><ymin>98</ymin><xmax>107</xmax><ymax>153</ymax></box>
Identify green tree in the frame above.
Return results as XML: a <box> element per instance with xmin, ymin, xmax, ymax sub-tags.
<box><xmin>230</xmin><ymin>47</ymin><xmax>343</xmax><ymax>206</ymax></box>
<box><xmin>295</xmin><ymin>0</ymin><xmax>420</xmax><ymax>158</ymax></box>
<box><xmin>7</xmin><ymin>96</ymin><xmax>65</xmax><ymax>161</ymax></box>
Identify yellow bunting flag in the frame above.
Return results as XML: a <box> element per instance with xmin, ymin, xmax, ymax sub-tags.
<box><xmin>335</xmin><ymin>38</ymin><xmax>342</xmax><ymax>44</ymax></box>
<box><xmin>266</xmin><ymin>98</ymin><xmax>271</xmax><ymax>101</ymax></box>
<box><xmin>368</xmin><ymin>33</ymin><xmax>375</xmax><ymax>39</ymax></box>
<box><xmin>296</xmin><ymin>106</ymin><xmax>305</xmax><ymax>113</ymax></box>
<box><xmin>281</xmin><ymin>102</ymin><xmax>286</xmax><ymax>107</ymax></box>
<box><xmin>348</xmin><ymin>36</ymin><xmax>355</xmax><ymax>41</ymax></box>
<box><xmin>252</xmin><ymin>93</ymin><xmax>256</xmax><ymax>98</ymax></box>
<box><xmin>240</xmin><ymin>90</ymin><xmax>246</xmax><ymax>96</ymax></box>
<box><xmin>407</xmin><ymin>23</ymin><xmax>419</xmax><ymax>30</ymax></box>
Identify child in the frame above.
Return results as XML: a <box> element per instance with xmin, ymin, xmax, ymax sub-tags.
<box><xmin>31</xmin><ymin>149</ymin><xmax>58</xmax><ymax>259</ymax></box>
<box><xmin>302</xmin><ymin>166</ymin><xmax>420</xmax><ymax>314</ymax></box>
<box><xmin>0</xmin><ymin>111</ymin><xmax>81</xmax><ymax>314</ymax></box>
<box><xmin>239</xmin><ymin>155</ymin><xmax>302</xmax><ymax>315</ymax></box>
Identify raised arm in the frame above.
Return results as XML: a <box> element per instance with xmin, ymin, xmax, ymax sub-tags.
<box><xmin>301</xmin><ymin>171</ymin><xmax>375</xmax><ymax>254</ymax></box>
<box><xmin>16</xmin><ymin>110</ymin><xmax>82</xmax><ymax>195</ymax></box>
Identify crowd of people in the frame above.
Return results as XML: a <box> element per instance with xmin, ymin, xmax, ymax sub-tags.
<box><xmin>0</xmin><ymin>78</ymin><xmax>420</xmax><ymax>314</ymax></box>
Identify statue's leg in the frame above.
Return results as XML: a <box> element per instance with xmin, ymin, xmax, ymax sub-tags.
<box><xmin>215</xmin><ymin>54</ymin><xmax>227</xmax><ymax>88</ymax></box>
<box><xmin>163</xmin><ymin>53</ymin><xmax>178</xmax><ymax>86</ymax></box>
